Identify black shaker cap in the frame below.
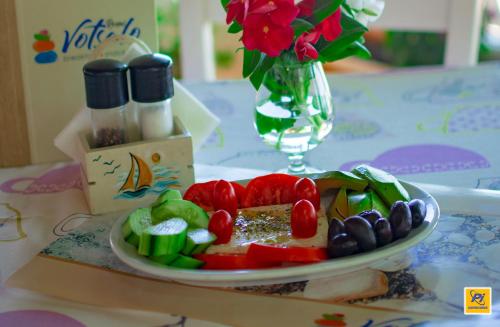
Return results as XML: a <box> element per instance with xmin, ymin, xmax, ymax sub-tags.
<box><xmin>83</xmin><ymin>59</ymin><xmax>129</xmax><ymax>109</ymax></box>
<box><xmin>129</xmin><ymin>54</ymin><xmax>174</xmax><ymax>103</ymax></box>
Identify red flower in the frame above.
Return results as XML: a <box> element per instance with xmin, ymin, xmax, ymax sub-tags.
<box><xmin>226</xmin><ymin>0</ymin><xmax>250</xmax><ymax>25</ymax></box>
<box><xmin>297</xmin><ymin>0</ymin><xmax>316</xmax><ymax>17</ymax></box>
<box><xmin>294</xmin><ymin>30</ymin><xmax>320</xmax><ymax>61</ymax></box>
<box><xmin>316</xmin><ymin>8</ymin><xmax>342</xmax><ymax>41</ymax></box>
<box><xmin>242</xmin><ymin>14</ymin><xmax>295</xmax><ymax>57</ymax></box>
<box><xmin>249</xmin><ymin>0</ymin><xmax>299</xmax><ymax>26</ymax></box>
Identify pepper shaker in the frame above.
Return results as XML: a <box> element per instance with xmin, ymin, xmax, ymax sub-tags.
<box><xmin>83</xmin><ymin>59</ymin><xmax>129</xmax><ymax>148</ymax></box>
<box><xmin>129</xmin><ymin>54</ymin><xmax>174</xmax><ymax>140</ymax></box>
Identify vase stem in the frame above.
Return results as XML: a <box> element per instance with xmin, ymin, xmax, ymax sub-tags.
<box><xmin>287</xmin><ymin>153</ymin><xmax>306</xmax><ymax>174</ymax></box>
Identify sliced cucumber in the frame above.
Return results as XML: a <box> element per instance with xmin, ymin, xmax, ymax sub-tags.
<box><xmin>138</xmin><ymin>218</ymin><xmax>188</xmax><ymax>256</ymax></box>
<box><xmin>169</xmin><ymin>255</ymin><xmax>204</xmax><ymax>269</ymax></box>
<box><xmin>182</xmin><ymin>229</ymin><xmax>217</xmax><ymax>255</ymax></box>
<box><xmin>150</xmin><ymin>254</ymin><xmax>178</xmax><ymax>265</ymax></box>
<box><xmin>151</xmin><ymin>199</ymin><xmax>209</xmax><ymax>228</ymax></box>
<box><xmin>152</xmin><ymin>189</ymin><xmax>182</xmax><ymax>208</ymax></box>
<box><xmin>122</xmin><ymin>208</ymin><xmax>152</xmax><ymax>248</ymax></box>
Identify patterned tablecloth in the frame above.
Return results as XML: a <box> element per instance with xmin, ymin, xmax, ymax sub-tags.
<box><xmin>2</xmin><ymin>63</ymin><xmax>500</xmax><ymax>326</ymax></box>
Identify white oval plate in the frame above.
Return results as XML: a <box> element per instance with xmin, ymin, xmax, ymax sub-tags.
<box><xmin>110</xmin><ymin>181</ymin><xmax>439</xmax><ymax>287</ymax></box>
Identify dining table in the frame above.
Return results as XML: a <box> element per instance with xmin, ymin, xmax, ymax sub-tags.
<box><xmin>1</xmin><ymin>62</ymin><xmax>500</xmax><ymax>326</ymax></box>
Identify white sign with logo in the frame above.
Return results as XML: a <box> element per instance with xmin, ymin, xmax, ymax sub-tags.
<box><xmin>15</xmin><ymin>0</ymin><xmax>158</xmax><ymax>163</ymax></box>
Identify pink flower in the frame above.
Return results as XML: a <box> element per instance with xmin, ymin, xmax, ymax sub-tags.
<box><xmin>294</xmin><ymin>30</ymin><xmax>320</xmax><ymax>61</ymax></box>
<box><xmin>225</xmin><ymin>0</ymin><xmax>250</xmax><ymax>25</ymax></box>
<box><xmin>241</xmin><ymin>0</ymin><xmax>299</xmax><ymax>57</ymax></box>
<box><xmin>249</xmin><ymin>0</ymin><xmax>299</xmax><ymax>27</ymax></box>
<box><xmin>297</xmin><ymin>0</ymin><xmax>316</xmax><ymax>17</ymax></box>
<box><xmin>242</xmin><ymin>13</ymin><xmax>295</xmax><ymax>57</ymax></box>
<box><xmin>316</xmin><ymin>8</ymin><xmax>342</xmax><ymax>41</ymax></box>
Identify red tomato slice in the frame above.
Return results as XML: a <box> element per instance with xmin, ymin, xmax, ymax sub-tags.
<box><xmin>183</xmin><ymin>181</ymin><xmax>216</xmax><ymax>211</ymax></box>
<box><xmin>294</xmin><ymin>177</ymin><xmax>321</xmax><ymax>210</ymax></box>
<box><xmin>230</xmin><ymin>182</ymin><xmax>246</xmax><ymax>207</ymax></box>
<box><xmin>194</xmin><ymin>253</ymin><xmax>278</xmax><ymax>270</ymax></box>
<box><xmin>246</xmin><ymin>244</ymin><xmax>327</xmax><ymax>263</ymax></box>
<box><xmin>213</xmin><ymin>180</ymin><xmax>238</xmax><ymax>217</ymax></box>
<box><xmin>242</xmin><ymin>174</ymin><xmax>300</xmax><ymax>208</ymax></box>
<box><xmin>184</xmin><ymin>180</ymin><xmax>246</xmax><ymax>210</ymax></box>
<box><xmin>314</xmin><ymin>319</ymin><xmax>346</xmax><ymax>327</ymax></box>
<box><xmin>208</xmin><ymin>210</ymin><xmax>233</xmax><ymax>245</ymax></box>
<box><xmin>291</xmin><ymin>199</ymin><xmax>318</xmax><ymax>238</ymax></box>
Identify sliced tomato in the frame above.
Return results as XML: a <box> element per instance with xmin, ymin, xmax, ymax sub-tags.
<box><xmin>294</xmin><ymin>177</ymin><xmax>321</xmax><ymax>210</ymax></box>
<box><xmin>194</xmin><ymin>253</ymin><xmax>278</xmax><ymax>270</ymax></box>
<box><xmin>247</xmin><ymin>244</ymin><xmax>327</xmax><ymax>263</ymax></box>
<box><xmin>183</xmin><ymin>181</ymin><xmax>216</xmax><ymax>211</ymax></box>
<box><xmin>242</xmin><ymin>174</ymin><xmax>300</xmax><ymax>208</ymax></box>
<box><xmin>314</xmin><ymin>319</ymin><xmax>346</xmax><ymax>327</ymax></box>
<box><xmin>183</xmin><ymin>180</ymin><xmax>246</xmax><ymax>210</ymax></box>
<box><xmin>208</xmin><ymin>210</ymin><xmax>233</xmax><ymax>245</ymax></box>
<box><xmin>291</xmin><ymin>199</ymin><xmax>318</xmax><ymax>238</ymax></box>
<box><xmin>230</xmin><ymin>182</ymin><xmax>246</xmax><ymax>208</ymax></box>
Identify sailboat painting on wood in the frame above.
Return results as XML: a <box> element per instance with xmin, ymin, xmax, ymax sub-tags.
<box><xmin>114</xmin><ymin>153</ymin><xmax>180</xmax><ymax>200</ymax></box>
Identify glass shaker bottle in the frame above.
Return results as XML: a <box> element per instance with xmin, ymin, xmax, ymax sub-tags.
<box><xmin>129</xmin><ymin>54</ymin><xmax>174</xmax><ymax>140</ymax></box>
<box><xmin>83</xmin><ymin>59</ymin><xmax>129</xmax><ymax>148</ymax></box>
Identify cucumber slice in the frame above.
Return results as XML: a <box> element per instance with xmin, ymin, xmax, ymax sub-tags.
<box><xmin>138</xmin><ymin>218</ymin><xmax>188</xmax><ymax>256</ymax></box>
<box><xmin>150</xmin><ymin>254</ymin><xmax>178</xmax><ymax>265</ymax></box>
<box><xmin>182</xmin><ymin>229</ymin><xmax>217</xmax><ymax>255</ymax></box>
<box><xmin>151</xmin><ymin>199</ymin><xmax>209</xmax><ymax>228</ymax></box>
<box><xmin>152</xmin><ymin>189</ymin><xmax>182</xmax><ymax>208</ymax></box>
<box><xmin>121</xmin><ymin>208</ymin><xmax>152</xmax><ymax>248</ymax></box>
<box><xmin>169</xmin><ymin>255</ymin><xmax>204</xmax><ymax>269</ymax></box>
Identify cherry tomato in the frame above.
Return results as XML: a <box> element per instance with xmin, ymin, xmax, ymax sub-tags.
<box><xmin>291</xmin><ymin>199</ymin><xmax>318</xmax><ymax>238</ymax></box>
<box><xmin>184</xmin><ymin>181</ymin><xmax>246</xmax><ymax>211</ymax></box>
<box><xmin>293</xmin><ymin>177</ymin><xmax>321</xmax><ymax>209</ymax></box>
<box><xmin>208</xmin><ymin>210</ymin><xmax>233</xmax><ymax>244</ymax></box>
<box><xmin>242</xmin><ymin>174</ymin><xmax>300</xmax><ymax>208</ymax></box>
<box><xmin>213</xmin><ymin>180</ymin><xmax>238</xmax><ymax>217</ymax></box>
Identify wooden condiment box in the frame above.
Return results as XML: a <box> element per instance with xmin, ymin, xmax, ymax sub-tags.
<box><xmin>78</xmin><ymin>117</ymin><xmax>194</xmax><ymax>214</ymax></box>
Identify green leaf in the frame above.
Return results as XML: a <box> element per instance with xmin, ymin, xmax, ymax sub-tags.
<box><xmin>220</xmin><ymin>0</ymin><xmax>230</xmax><ymax>10</ymax></box>
<box><xmin>316</xmin><ymin>13</ymin><xmax>368</xmax><ymax>61</ymax></box>
<box><xmin>243</xmin><ymin>49</ymin><xmax>262</xmax><ymax>78</ymax></box>
<box><xmin>362</xmin><ymin>8</ymin><xmax>378</xmax><ymax>16</ymax></box>
<box><xmin>310</xmin><ymin>0</ymin><xmax>344</xmax><ymax>25</ymax></box>
<box><xmin>291</xmin><ymin>18</ymin><xmax>315</xmax><ymax>36</ymax></box>
<box><xmin>341</xmin><ymin>3</ymin><xmax>356</xmax><ymax>17</ymax></box>
<box><xmin>228</xmin><ymin>21</ymin><xmax>242</xmax><ymax>33</ymax></box>
<box><xmin>351</xmin><ymin>41</ymin><xmax>371</xmax><ymax>59</ymax></box>
<box><xmin>320</xmin><ymin>41</ymin><xmax>371</xmax><ymax>62</ymax></box>
<box><xmin>249</xmin><ymin>56</ymin><xmax>276</xmax><ymax>90</ymax></box>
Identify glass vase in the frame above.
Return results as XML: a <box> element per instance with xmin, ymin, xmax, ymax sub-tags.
<box><xmin>254</xmin><ymin>58</ymin><xmax>334</xmax><ymax>174</ymax></box>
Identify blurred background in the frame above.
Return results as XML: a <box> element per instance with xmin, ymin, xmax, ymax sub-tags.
<box><xmin>158</xmin><ymin>0</ymin><xmax>500</xmax><ymax>79</ymax></box>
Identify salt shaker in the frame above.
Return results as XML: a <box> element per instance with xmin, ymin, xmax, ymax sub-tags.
<box><xmin>83</xmin><ymin>59</ymin><xmax>129</xmax><ymax>148</ymax></box>
<box><xmin>129</xmin><ymin>54</ymin><xmax>174</xmax><ymax>140</ymax></box>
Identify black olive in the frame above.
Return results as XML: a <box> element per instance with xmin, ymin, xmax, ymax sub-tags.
<box><xmin>344</xmin><ymin>216</ymin><xmax>377</xmax><ymax>252</ymax></box>
<box><xmin>373</xmin><ymin>218</ymin><xmax>393</xmax><ymax>246</ymax></box>
<box><xmin>408</xmin><ymin>199</ymin><xmax>426</xmax><ymax>228</ymax></box>
<box><xmin>328</xmin><ymin>218</ymin><xmax>345</xmax><ymax>240</ymax></box>
<box><xmin>358</xmin><ymin>209</ymin><xmax>383</xmax><ymax>226</ymax></box>
<box><xmin>327</xmin><ymin>233</ymin><xmax>359</xmax><ymax>258</ymax></box>
<box><xmin>389</xmin><ymin>201</ymin><xmax>412</xmax><ymax>240</ymax></box>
